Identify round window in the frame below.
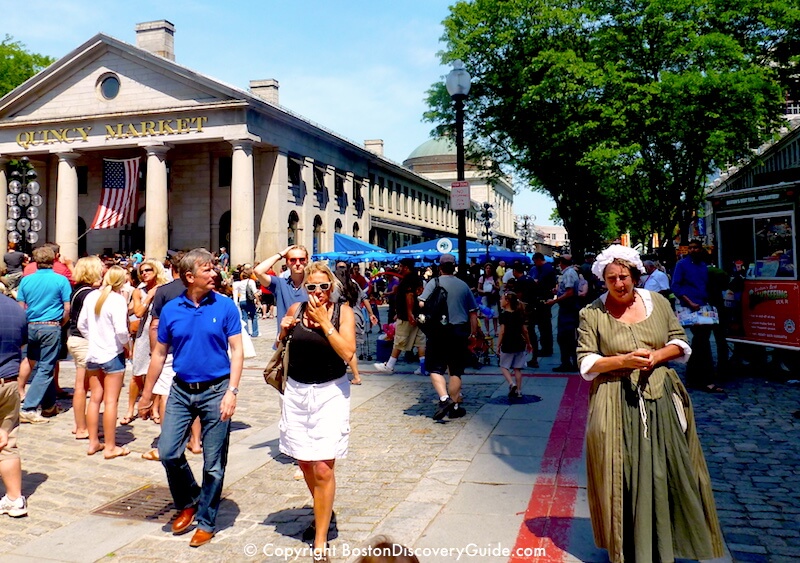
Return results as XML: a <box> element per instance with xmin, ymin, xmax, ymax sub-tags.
<box><xmin>99</xmin><ymin>75</ymin><xmax>120</xmax><ymax>100</ymax></box>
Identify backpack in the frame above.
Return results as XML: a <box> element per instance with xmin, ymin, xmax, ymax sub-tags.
<box><xmin>417</xmin><ymin>278</ymin><xmax>449</xmax><ymax>336</ymax></box>
<box><xmin>245</xmin><ymin>280</ymin><xmax>256</xmax><ymax>303</ymax></box>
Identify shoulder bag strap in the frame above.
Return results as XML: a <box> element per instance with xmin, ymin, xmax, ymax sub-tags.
<box><xmin>70</xmin><ymin>286</ymin><xmax>93</xmax><ymax>309</ymax></box>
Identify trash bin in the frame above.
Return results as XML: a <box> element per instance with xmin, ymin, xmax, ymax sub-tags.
<box><xmin>376</xmin><ymin>338</ymin><xmax>392</xmax><ymax>363</ymax></box>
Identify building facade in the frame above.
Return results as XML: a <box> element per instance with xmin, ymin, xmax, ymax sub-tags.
<box><xmin>0</xmin><ymin>21</ymin><xmax>515</xmax><ymax>265</ymax></box>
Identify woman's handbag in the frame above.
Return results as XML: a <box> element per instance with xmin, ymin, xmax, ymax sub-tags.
<box><xmin>263</xmin><ymin>305</ymin><xmax>304</xmax><ymax>394</ymax></box>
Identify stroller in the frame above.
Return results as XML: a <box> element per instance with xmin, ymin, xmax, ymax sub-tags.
<box><xmin>468</xmin><ymin>331</ymin><xmax>495</xmax><ymax>367</ymax></box>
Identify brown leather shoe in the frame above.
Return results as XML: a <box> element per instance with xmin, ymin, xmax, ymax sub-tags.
<box><xmin>171</xmin><ymin>506</ymin><xmax>197</xmax><ymax>535</ymax></box>
<box><xmin>189</xmin><ymin>528</ymin><xmax>214</xmax><ymax>547</ymax></box>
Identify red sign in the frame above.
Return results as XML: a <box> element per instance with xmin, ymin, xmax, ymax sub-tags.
<box><xmin>450</xmin><ymin>181</ymin><xmax>471</xmax><ymax>211</ymax></box>
<box><xmin>741</xmin><ymin>280</ymin><xmax>800</xmax><ymax>348</ymax></box>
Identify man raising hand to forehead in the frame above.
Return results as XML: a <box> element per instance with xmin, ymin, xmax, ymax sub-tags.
<box><xmin>254</xmin><ymin>246</ymin><xmax>310</xmax><ymax>331</ymax></box>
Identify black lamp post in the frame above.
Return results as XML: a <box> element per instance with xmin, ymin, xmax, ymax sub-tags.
<box><xmin>6</xmin><ymin>157</ymin><xmax>43</xmax><ymax>256</ymax></box>
<box><xmin>446</xmin><ymin>60</ymin><xmax>471</xmax><ymax>280</ymax></box>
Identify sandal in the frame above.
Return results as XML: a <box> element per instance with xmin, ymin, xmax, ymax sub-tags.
<box><xmin>119</xmin><ymin>414</ymin><xmax>137</xmax><ymax>425</ymax></box>
<box><xmin>142</xmin><ymin>449</ymin><xmax>160</xmax><ymax>461</ymax></box>
<box><xmin>152</xmin><ymin>413</ymin><xmax>161</xmax><ymax>425</ymax></box>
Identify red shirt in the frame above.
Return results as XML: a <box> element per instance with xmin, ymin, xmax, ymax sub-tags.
<box><xmin>23</xmin><ymin>260</ymin><xmax>74</xmax><ymax>285</ymax></box>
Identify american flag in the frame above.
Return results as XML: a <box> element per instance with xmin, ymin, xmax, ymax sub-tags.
<box><xmin>90</xmin><ymin>158</ymin><xmax>141</xmax><ymax>229</ymax></box>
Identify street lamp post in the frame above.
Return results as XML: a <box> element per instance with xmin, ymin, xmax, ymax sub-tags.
<box><xmin>6</xmin><ymin>157</ymin><xmax>43</xmax><ymax>256</ymax></box>
<box><xmin>514</xmin><ymin>214</ymin><xmax>536</xmax><ymax>254</ymax></box>
<box><xmin>446</xmin><ymin>60</ymin><xmax>471</xmax><ymax>280</ymax></box>
<box><xmin>479</xmin><ymin>201</ymin><xmax>496</xmax><ymax>263</ymax></box>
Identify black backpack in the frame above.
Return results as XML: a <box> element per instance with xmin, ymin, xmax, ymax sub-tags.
<box><xmin>417</xmin><ymin>278</ymin><xmax>449</xmax><ymax>335</ymax></box>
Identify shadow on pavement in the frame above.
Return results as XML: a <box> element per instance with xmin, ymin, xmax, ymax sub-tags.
<box><xmin>524</xmin><ymin>516</ymin><xmax>605</xmax><ymax>562</ymax></box>
<box><xmin>20</xmin><ymin>471</ymin><xmax>48</xmax><ymax>498</ymax></box>
<box><xmin>262</xmin><ymin>505</ymin><xmax>339</xmax><ymax>544</ymax></box>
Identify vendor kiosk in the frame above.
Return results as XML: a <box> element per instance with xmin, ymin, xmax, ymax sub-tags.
<box><xmin>710</xmin><ymin>182</ymin><xmax>800</xmax><ymax>350</ymax></box>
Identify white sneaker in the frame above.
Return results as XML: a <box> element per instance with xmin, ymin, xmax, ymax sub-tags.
<box><xmin>0</xmin><ymin>495</ymin><xmax>27</xmax><ymax>517</ymax></box>
<box><xmin>413</xmin><ymin>367</ymin><xmax>428</xmax><ymax>376</ymax></box>
<box><xmin>19</xmin><ymin>409</ymin><xmax>49</xmax><ymax>424</ymax></box>
<box><xmin>373</xmin><ymin>362</ymin><xmax>394</xmax><ymax>373</ymax></box>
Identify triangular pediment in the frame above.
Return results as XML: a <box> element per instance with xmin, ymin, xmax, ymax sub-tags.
<box><xmin>0</xmin><ymin>34</ymin><xmax>248</xmax><ymax>123</ymax></box>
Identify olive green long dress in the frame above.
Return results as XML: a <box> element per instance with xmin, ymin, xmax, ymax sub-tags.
<box><xmin>577</xmin><ymin>290</ymin><xmax>724</xmax><ymax>563</ymax></box>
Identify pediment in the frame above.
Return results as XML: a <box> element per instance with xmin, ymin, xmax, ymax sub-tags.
<box><xmin>0</xmin><ymin>34</ymin><xmax>246</xmax><ymax>124</ymax></box>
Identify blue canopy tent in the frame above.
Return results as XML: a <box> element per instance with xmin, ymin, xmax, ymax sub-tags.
<box><xmin>313</xmin><ymin>234</ymin><xmax>387</xmax><ymax>262</ymax></box>
<box><xmin>333</xmin><ymin>233</ymin><xmax>385</xmax><ymax>254</ymax></box>
<box><xmin>395</xmin><ymin>238</ymin><xmax>484</xmax><ymax>254</ymax></box>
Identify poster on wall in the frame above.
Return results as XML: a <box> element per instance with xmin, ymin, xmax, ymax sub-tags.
<box><xmin>741</xmin><ymin>280</ymin><xmax>800</xmax><ymax>348</ymax></box>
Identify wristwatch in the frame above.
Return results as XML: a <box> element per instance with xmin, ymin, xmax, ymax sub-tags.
<box><xmin>228</xmin><ymin>386</ymin><xmax>239</xmax><ymax>395</ymax></box>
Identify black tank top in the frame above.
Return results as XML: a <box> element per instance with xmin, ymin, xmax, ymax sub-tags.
<box><xmin>287</xmin><ymin>303</ymin><xmax>346</xmax><ymax>384</ymax></box>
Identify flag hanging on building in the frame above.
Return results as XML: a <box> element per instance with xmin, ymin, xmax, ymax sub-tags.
<box><xmin>90</xmin><ymin>157</ymin><xmax>140</xmax><ymax>230</ymax></box>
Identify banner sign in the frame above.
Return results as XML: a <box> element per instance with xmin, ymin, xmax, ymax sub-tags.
<box><xmin>741</xmin><ymin>280</ymin><xmax>800</xmax><ymax>348</ymax></box>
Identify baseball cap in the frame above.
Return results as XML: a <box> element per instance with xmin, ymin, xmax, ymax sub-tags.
<box><xmin>439</xmin><ymin>253</ymin><xmax>456</xmax><ymax>264</ymax></box>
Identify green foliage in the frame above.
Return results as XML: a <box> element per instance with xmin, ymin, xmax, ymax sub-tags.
<box><xmin>0</xmin><ymin>35</ymin><xmax>54</xmax><ymax>97</ymax></box>
<box><xmin>427</xmin><ymin>0</ymin><xmax>799</xmax><ymax>253</ymax></box>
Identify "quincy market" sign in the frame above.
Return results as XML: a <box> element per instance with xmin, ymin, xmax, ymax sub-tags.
<box><xmin>15</xmin><ymin>116</ymin><xmax>209</xmax><ymax>149</ymax></box>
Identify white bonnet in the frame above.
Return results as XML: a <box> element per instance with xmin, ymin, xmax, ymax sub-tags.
<box><xmin>591</xmin><ymin>244</ymin><xmax>646</xmax><ymax>279</ymax></box>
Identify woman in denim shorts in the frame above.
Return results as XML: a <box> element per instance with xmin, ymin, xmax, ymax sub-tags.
<box><xmin>66</xmin><ymin>256</ymin><xmax>105</xmax><ymax>440</ymax></box>
<box><xmin>77</xmin><ymin>266</ymin><xmax>131</xmax><ymax>459</ymax></box>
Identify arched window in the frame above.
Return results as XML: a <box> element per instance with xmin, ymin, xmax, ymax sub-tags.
<box><xmin>353</xmin><ymin>222</ymin><xmax>360</xmax><ymax>239</ymax></box>
<box><xmin>287</xmin><ymin>211</ymin><xmax>299</xmax><ymax>246</ymax></box>
<box><xmin>313</xmin><ymin>215</ymin><xmax>323</xmax><ymax>254</ymax></box>
<box><xmin>334</xmin><ymin>219</ymin><xmax>342</xmax><ymax>233</ymax></box>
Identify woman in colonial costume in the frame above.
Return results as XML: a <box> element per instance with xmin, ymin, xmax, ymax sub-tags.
<box><xmin>577</xmin><ymin>245</ymin><xmax>724</xmax><ymax>562</ymax></box>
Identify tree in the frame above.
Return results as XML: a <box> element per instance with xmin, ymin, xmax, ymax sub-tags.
<box><xmin>425</xmin><ymin>0</ymin><xmax>799</xmax><ymax>253</ymax></box>
<box><xmin>0</xmin><ymin>35</ymin><xmax>54</xmax><ymax>97</ymax></box>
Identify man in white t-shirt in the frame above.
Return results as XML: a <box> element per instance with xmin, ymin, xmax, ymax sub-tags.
<box><xmin>641</xmin><ymin>260</ymin><xmax>671</xmax><ymax>296</ymax></box>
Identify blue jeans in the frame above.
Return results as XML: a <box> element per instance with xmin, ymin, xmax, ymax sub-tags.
<box><xmin>159</xmin><ymin>378</ymin><xmax>231</xmax><ymax>532</ymax></box>
<box><xmin>22</xmin><ymin>324</ymin><xmax>62</xmax><ymax>411</ymax></box>
<box><xmin>238</xmin><ymin>300</ymin><xmax>259</xmax><ymax>337</ymax></box>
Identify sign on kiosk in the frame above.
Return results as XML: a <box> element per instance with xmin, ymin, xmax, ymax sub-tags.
<box><xmin>741</xmin><ymin>280</ymin><xmax>800</xmax><ymax>348</ymax></box>
<box><xmin>450</xmin><ymin>181</ymin><xmax>471</xmax><ymax>211</ymax></box>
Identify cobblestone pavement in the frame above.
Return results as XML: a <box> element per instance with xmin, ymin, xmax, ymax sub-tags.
<box><xmin>690</xmin><ymin>369</ymin><xmax>800</xmax><ymax>563</ymax></box>
<box><xmin>1</xmin><ymin>311</ymin><xmax>800</xmax><ymax>562</ymax></box>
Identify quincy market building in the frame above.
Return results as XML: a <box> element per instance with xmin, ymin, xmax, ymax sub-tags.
<box><xmin>0</xmin><ymin>21</ymin><xmax>515</xmax><ymax>266</ymax></box>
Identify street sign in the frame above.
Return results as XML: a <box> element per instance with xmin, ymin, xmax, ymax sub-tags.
<box><xmin>450</xmin><ymin>181</ymin><xmax>471</xmax><ymax>211</ymax></box>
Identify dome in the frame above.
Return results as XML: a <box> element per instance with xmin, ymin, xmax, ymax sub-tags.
<box><xmin>405</xmin><ymin>137</ymin><xmax>456</xmax><ymax>161</ymax></box>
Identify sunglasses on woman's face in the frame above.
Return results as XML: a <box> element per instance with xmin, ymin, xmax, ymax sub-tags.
<box><xmin>305</xmin><ymin>282</ymin><xmax>331</xmax><ymax>292</ymax></box>
<box><xmin>140</xmin><ymin>268</ymin><xmax>154</xmax><ymax>273</ymax></box>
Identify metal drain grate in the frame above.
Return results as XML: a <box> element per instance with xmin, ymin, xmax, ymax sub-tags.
<box><xmin>91</xmin><ymin>484</ymin><xmax>175</xmax><ymax>523</ymax></box>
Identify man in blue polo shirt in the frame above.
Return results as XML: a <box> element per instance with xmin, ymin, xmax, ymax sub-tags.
<box><xmin>16</xmin><ymin>246</ymin><xmax>71</xmax><ymax>423</ymax></box>
<box><xmin>254</xmin><ymin>245</ymin><xmax>309</xmax><ymax>330</ymax></box>
<box><xmin>0</xmin><ymin>292</ymin><xmax>28</xmax><ymax>517</ymax></box>
<box><xmin>139</xmin><ymin>248</ymin><xmax>242</xmax><ymax>548</ymax></box>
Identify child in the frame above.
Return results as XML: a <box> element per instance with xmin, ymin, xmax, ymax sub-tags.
<box><xmin>497</xmin><ymin>291</ymin><xmax>532</xmax><ymax>400</ymax></box>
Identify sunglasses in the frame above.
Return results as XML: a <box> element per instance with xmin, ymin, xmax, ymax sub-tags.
<box><xmin>305</xmin><ymin>282</ymin><xmax>331</xmax><ymax>292</ymax></box>
<box><xmin>288</xmin><ymin>257</ymin><xmax>307</xmax><ymax>264</ymax></box>
<box><xmin>140</xmin><ymin>268</ymin><xmax>154</xmax><ymax>273</ymax></box>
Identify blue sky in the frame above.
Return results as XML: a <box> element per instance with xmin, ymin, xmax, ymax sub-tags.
<box><xmin>6</xmin><ymin>0</ymin><xmax>556</xmax><ymax>224</ymax></box>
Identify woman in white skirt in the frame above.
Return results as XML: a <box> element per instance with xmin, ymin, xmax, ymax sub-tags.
<box><xmin>279</xmin><ymin>261</ymin><xmax>356</xmax><ymax>562</ymax></box>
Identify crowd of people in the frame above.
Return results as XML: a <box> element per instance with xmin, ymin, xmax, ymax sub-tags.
<box><xmin>0</xmin><ymin>237</ymin><xmax>752</xmax><ymax>562</ymax></box>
